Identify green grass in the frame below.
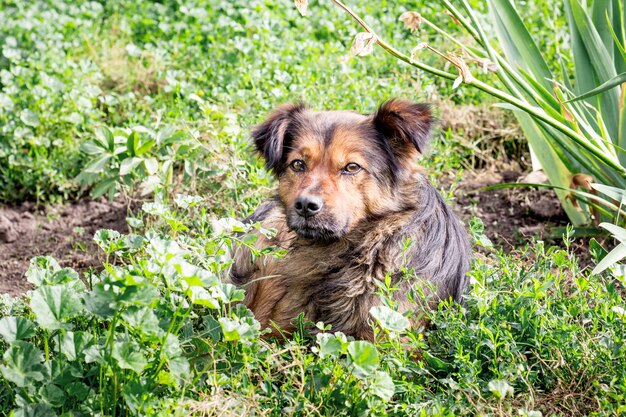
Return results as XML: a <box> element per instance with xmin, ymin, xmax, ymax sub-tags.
<box><xmin>1</xmin><ymin>0</ymin><xmax>625</xmax><ymax>416</ymax></box>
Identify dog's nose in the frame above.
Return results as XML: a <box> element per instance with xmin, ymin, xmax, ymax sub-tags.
<box><xmin>294</xmin><ymin>195</ymin><xmax>323</xmax><ymax>217</ymax></box>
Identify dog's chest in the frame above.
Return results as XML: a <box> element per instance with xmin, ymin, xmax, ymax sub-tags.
<box><xmin>272</xmin><ymin>234</ymin><xmax>404</xmax><ymax>332</ymax></box>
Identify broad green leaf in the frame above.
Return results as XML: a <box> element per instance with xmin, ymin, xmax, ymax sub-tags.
<box><xmin>39</xmin><ymin>383</ymin><xmax>66</xmax><ymax>407</ymax></box>
<box><xmin>121</xmin><ymin>380</ymin><xmax>144</xmax><ymax>414</ymax></box>
<box><xmin>95</xmin><ymin>126</ymin><xmax>115</xmax><ymax>152</ymax></box>
<box><xmin>66</xmin><ymin>381</ymin><xmax>91</xmax><ymax>401</ymax></box>
<box><xmin>347</xmin><ymin>341</ymin><xmax>379</xmax><ymax>378</ymax></box>
<box><xmin>60</xmin><ymin>331</ymin><xmax>94</xmax><ymax>361</ymax></box>
<box><xmin>136</xmin><ymin>139</ymin><xmax>155</xmax><ymax>155</ymax></box>
<box><xmin>369</xmin><ymin>305</ymin><xmax>410</xmax><ymax>332</ymax></box>
<box><xmin>488</xmin><ymin>379</ymin><xmax>514</xmax><ymax>399</ymax></box>
<box><xmin>83</xmin><ymin>284</ymin><xmax>116</xmax><ymax>319</ymax></box>
<box><xmin>26</xmin><ymin>256</ymin><xmax>61</xmax><ymax>287</ymax></box>
<box><xmin>566</xmin><ymin>72</ymin><xmax>626</xmax><ymax>102</ymax></box>
<box><xmin>0</xmin><ymin>317</ymin><xmax>36</xmax><ymax>343</ymax></box>
<box><xmin>144</xmin><ymin>157</ymin><xmax>158</xmax><ymax>175</ymax></box>
<box><xmin>126</xmin><ymin>131</ymin><xmax>138</xmax><ymax>156</ymax></box>
<box><xmin>0</xmin><ymin>341</ymin><xmax>46</xmax><ymax>387</ymax></box>
<box><xmin>94</xmin><ymin>229</ymin><xmax>121</xmax><ymax>252</ymax></box>
<box><xmin>20</xmin><ymin>109</ymin><xmax>40</xmax><ymax>127</ymax></box>
<box><xmin>12</xmin><ymin>404</ymin><xmax>56</xmax><ymax>417</ymax></box>
<box><xmin>30</xmin><ymin>284</ymin><xmax>83</xmax><ymax>330</ymax></box>
<box><xmin>120</xmin><ymin>157</ymin><xmax>143</xmax><ymax>176</ymax></box>
<box><xmin>188</xmin><ymin>287</ymin><xmax>220</xmax><ymax>309</ymax></box>
<box><xmin>316</xmin><ymin>333</ymin><xmax>345</xmax><ymax>358</ymax></box>
<box><xmin>218</xmin><ymin>317</ymin><xmax>260</xmax><ymax>342</ymax></box>
<box><xmin>423</xmin><ymin>351</ymin><xmax>452</xmax><ymax>371</ymax></box>
<box><xmin>112</xmin><ymin>336</ymin><xmax>147</xmax><ymax>373</ymax></box>
<box><xmin>82</xmin><ymin>154</ymin><xmax>111</xmax><ymax>174</ymax></box>
<box><xmin>168</xmin><ymin>356</ymin><xmax>190</xmax><ymax>382</ymax></box>
<box><xmin>163</xmin><ymin>335</ymin><xmax>190</xmax><ymax>380</ymax></box>
<box><xmin>91</xmin><ymin>177</ymin><xmax>117</xmax><ymax>198</ymax></box>
<box><xmin>369</xmin><ymin>370</ymin><xmax>395</xmax><ymax>402</ymax></box>
<box><xmin>84</xmin><ymin>341</ymin><xmax>105</xmax><ymax>365</ymax></box>
<box><xmin>121</xmin><ymin>307</ymin><xmax>164</xmax><ymax>338</ymax></box>
<box><xmin>213</xmin><ymin>283</ymin><xmax>245</xmax><ymax>304</ymax></box>
<box><xmin>80</xmin><ymin>140</ymin><xmax>106</xmax><ymax>155</ymax></box>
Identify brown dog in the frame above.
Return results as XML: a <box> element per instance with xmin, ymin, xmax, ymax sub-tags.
<box><xmin>230</xmin><ymin>99</ymin><xmax>470</xmax><ymax>340</ymax></box>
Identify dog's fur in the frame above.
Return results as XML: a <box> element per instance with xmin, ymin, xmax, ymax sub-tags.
<box><xmin>230</xmin><ymin>99</ymin><xmax>470</xmax><ymax>340</ymax></box>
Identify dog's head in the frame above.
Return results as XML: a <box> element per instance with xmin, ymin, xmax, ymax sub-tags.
<box><xmin>252</xmin><ymin>99</ymin><xmax>434</xmax><ymax>241</ymax></box>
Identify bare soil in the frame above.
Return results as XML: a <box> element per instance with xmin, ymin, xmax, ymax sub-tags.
<box><xmin>454</xmin><ymin>168</ymin><xmax>570</xmax><ymax>247</ymax></box>
<box><xmin>0</xmin><ymin>199</ymin><xmax>129</xmax><ymax>296</ymax></box>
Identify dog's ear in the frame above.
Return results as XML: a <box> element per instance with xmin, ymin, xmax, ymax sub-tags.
<box><xmin>372</xmin><ymin>99</ymin><xmax>434</xmax><ymax>155</ymax></box>
<box><xmin>252</xmin><ymin>103</ymin><xmax>308</xmax><ymax>174</ymax></box>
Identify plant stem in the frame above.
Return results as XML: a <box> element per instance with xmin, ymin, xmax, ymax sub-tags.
<box><xmin>331</xmin><ymin>0</ymin><xmax>456</xmax><ymax>80</ymax></box>
<box><xmin>329</xmin><ymin>0</ymin><xmax>626</xmax><ymax>178</ymax></box>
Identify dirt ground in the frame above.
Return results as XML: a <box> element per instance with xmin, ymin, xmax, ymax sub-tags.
<box><xmin>0</xmin><ymin>199</ymin><xmax>129</xmax><ymax>296</ymax></box>
<box><xmin>454</xmin><ymin>168</ymin><xmax>569</xmax><ymax>246</ymax></box>
<box><xmin>0</xmin><ymin>168</ymin><xmax>578</xmax><ymax>297</ymax></box>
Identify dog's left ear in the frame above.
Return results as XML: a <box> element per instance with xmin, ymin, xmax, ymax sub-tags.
<box><xmin>372</xmin><ymin>99</ymin><xmax>434</xmax><ymax>155</ymax></box>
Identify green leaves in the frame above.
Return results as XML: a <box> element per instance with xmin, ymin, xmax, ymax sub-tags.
<box><xmin>487</xmin><ymin>379</ymin><xmax>514</xmax><ymax>399</ymax></box>
<box><xmin>369</xmin><ymin>305</ymin><xmax>410</xmax><ymax>332</ymax></box>
<box><xmin>112</xmin><ymin>336</ymin><xmax>148</xmax><ymax>374</ymax></box>
<box><xmin>77</xmin><ymin>126</ymin><xmax>198</xmax><ymax>199</ymax></box>
<box><xmin>29</xmin><ymin>285</ymin><xmax>83</xmax><ymax>330</ymax></box>
<box><xmin>369</xmin><ymin>371</ymin><xmax>395</xmax><ymax>402</ymax></box>
<box><xmin>347</xmin><ymin>341</ymin><xmax>380</xmax><ymax>378</ymax></box>
<box><xmin>566</xmin><ymin>72</ymin><xmax>626</xmax><ymax>102</ymax></box>
<box><xmin>59</xmin><ymin>332</ymin><xmax>94</xmax><ymax>361</ymax></box>
<box><xmin>313</xmin><ymin>333</ymin><xmax>395</xmax><ymax>401</ymax></box>
<box><xmin>0</xmin><ymin>317</ymin><xmax>36</xmax><ymax>343</ymax></box>
<box><xmin>316</xmin><ymin>332</ymin><xmax>346</xmax><ymax>359</ymax></box>
<box><xmin>0</xmin><ymin>341</ymin><xmax>46</xmax><ymax>387</ymax></box>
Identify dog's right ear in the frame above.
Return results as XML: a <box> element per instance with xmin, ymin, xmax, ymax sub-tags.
<box><xmin>252</xmin><ymin>103</ymin><xmax>308</xmax><ymax>174</ymax></box>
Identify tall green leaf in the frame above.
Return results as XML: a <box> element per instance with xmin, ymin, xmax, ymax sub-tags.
<box><xmin>568</xmin><ymin>0</ymin><xmax>620</xmax><ymax>145</ymax></box>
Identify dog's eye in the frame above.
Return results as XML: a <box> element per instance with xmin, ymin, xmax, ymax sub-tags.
<box><xmin>289</xmin><ymin>159</ymin><xmax>306</xmax><ymax>172</ymax></box>
<box><xmin>342</xmin><ymin>163</ymin><xmax>362</xmax><ymax>174</ymax></box>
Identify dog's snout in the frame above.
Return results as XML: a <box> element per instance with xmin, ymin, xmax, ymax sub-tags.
<box><xmin>294</xmin><ymin>195</ymin><xmax>323</xmax><ymax>217</ymax></box>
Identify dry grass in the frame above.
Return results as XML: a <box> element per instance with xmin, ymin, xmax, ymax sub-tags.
<box><xmin>86</xmin><ymin>26</ymin><xmax>166</xmax><ymax>95</ymax></box>
<box><xmin>438</xmin><ymin>101</ymin><xmax>529</xmax><ymax>171</ymax></box>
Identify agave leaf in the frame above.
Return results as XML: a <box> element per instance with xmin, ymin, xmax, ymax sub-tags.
<box><xmin>599</xmin><ymin>222</ymin><xmax>626</xmax><ymax>242</ymax></box>
<box><xmin>592</xmin><ymin>0</ymin><xmax>615</xmax><ymax>60</ymax></box>
<box><xmin>610</xmin><ymin>1</ymin><xmax>626</xmax><ymax>72</ymax></box>
<box><xmin>487</xmin><ymin>0</ymin><xmax>552</xmax><ymax>89</ymax></box>
<box><xmin>568</xmin><ymin>0</ymin><xmax>620</xmax><ymax>145</ymax></box>
<box><xmin>566</xmin><ymin>73</ymin><xmax>626</xmax><ymax>102</ymax></box>
<box><xmin>592</xmin><ymin>182</ymin><xmax>626</xmax><ymax>203</ymax></box>
<box><xmin>617</xmin><ymin>84</ymin><xmax>626</xmax><ymax>161</ymax></box>
<box><xmin>592</xmin><ymin>241</ymin><xmax>626</xmax><ymax>274</ymax></box>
